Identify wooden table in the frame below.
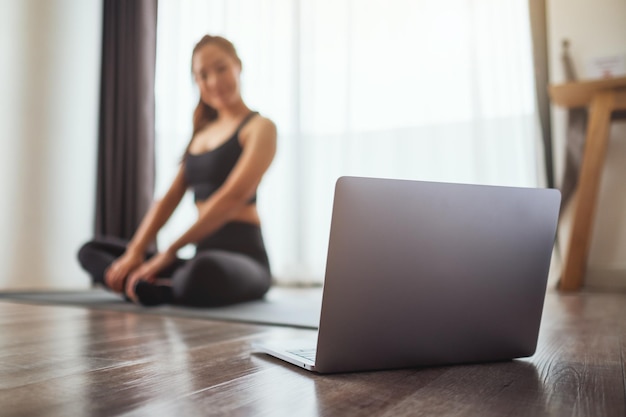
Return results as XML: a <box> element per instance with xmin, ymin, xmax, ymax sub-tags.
<box><xmin>1</xmin><ymin>290</ymin><xmax>625</xmax><ymax>416</ymax></box>
<box><xmin>549</xmin><ymin>76</ymin><xmax>626</xmax><ymax>291</ymax></box>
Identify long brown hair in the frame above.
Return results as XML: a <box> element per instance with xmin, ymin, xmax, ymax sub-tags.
<box><xmin>183</xmin><ymin>35</ymin><xmax>242</xmax><ymax>159</ymax></box>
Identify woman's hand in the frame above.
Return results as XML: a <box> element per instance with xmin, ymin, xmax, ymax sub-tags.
<box><xmin>125</xmin><ymin>250</ymin><xmax>176</xmax><ymax>302</ymax></box>
<box><xmin>105</xmin><ymin>250</ymin><xmax>144</xmax><ymax>293</ymax></box>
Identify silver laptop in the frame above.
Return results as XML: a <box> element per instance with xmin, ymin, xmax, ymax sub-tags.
<box><xmin>256</xmin><ymin>176</ymin><xmax>560</xmax><ymax>373</ymax></box>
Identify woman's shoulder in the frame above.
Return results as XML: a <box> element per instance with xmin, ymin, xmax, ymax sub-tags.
<box><xmin>241</xmin><ymin>114</ymin><xmax>277</xmax><ymax>143</ymax></box>
<box><xmin>252</xmin><ymin>114</ymin><xmax>276</xmax><ymax>133</ymax></box>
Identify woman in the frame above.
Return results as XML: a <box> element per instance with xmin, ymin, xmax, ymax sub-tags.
<box><xmin>78</xmin><ymin>35</ymin><xmax>277</xmax><ymax>307</ymax></box>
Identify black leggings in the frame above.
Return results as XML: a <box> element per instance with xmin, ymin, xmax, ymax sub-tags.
<box><xmin>77</xmin><ymin>222</ymin><xmax>272</xmax><ymax>307</ymax></box>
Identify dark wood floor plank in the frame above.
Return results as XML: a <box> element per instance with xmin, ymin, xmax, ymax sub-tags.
<box><xmin>531</xmin><ymin>293</ymin><xmax>626</xmax><ymax>417</ymax></box>
<box><xmin>0</xmin><ymin>290</ymin><xmax>625</xmax><ymax>417</ymax></box>
<box><xmin>367</xmin><ymin>361</ymin><xmax>547</xmax><ymax>417</ymax></box>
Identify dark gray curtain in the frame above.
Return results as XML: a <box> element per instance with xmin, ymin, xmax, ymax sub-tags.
<box><xmin>528</xmin><ymin>0</ymin><xmax>588</xmax><ymax>213</ymax></box>
<box><xmin>95</xmin><ymin>0</ymin><xmax>158</xmax><ymax>240</ymax></box>
<box><xmin>556</xmin><ymin>39</ymin><xmax>588</xmax><ymax>213</ymax></box>
<box><xmin>528</xmin><ymin>0</ymin><xmax>554</xmax><ymax>189</ymax></box>
<box><xmin>560</xmin><ymin>108</ymin><xmax>588</xmax><ymax>211</ymax></box>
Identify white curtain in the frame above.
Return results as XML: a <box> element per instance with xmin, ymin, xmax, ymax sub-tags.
<box><xmin>155</xmin><ymin>0</ymin><xmax>541</xmax><ymax>284</ymax></box>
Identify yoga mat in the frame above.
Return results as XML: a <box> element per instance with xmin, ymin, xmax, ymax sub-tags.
<box><xmin>0</xmin><ymin>287</ymin><xmax>322</xmax><ymax>329</ymax></box>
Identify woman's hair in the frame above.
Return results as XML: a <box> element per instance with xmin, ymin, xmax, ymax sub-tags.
<box><xmin>183</xmin><ymin>35</ymin><xmax>242</xmax><ymax>159</ymax></box>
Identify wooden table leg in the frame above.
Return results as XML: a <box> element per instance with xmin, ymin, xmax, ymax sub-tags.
<box><xmin>559</xmin><ymin>91</ymin><xmax>615</xmax><ymax>291</ymax></box>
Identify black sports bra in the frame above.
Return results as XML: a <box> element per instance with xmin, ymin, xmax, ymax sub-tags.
<box><xmin>184</xmin><ymin>112</ymin><xmax>259</xmax><ymax>204</ymax></box>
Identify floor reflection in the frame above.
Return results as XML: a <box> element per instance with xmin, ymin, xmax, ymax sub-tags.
<box><xmin>80</xmin><ymin>309</ymin><xmax>196</xmax><ymax>416</ymax></box>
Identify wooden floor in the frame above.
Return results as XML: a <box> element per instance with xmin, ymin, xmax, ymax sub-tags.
<box><xmin>1</xmin><ymin>290</ymin><xmax>625</xmax><ymax>417</ymax></box>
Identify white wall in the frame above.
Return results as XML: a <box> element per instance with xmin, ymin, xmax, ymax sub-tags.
<box><xmin>0</xmin><ymin>0</ymin><xmax>101</xmax><ymax>289</ymax></box>
<box><xmin>547</xmin><ymin>0</ymin><xmax>626</xmax><ymax>289</ymax></box>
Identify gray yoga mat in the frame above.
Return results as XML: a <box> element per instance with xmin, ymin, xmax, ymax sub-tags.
<box><xmin>0</xmin><ymin>287</ymin><xmax>322</xmax><ymax>329</ymax></box>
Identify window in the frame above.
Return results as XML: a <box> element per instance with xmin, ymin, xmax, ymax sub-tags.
<box><xmin>155</xmin><ymin>0</ymin><xmax>540</xmax><ymax>284</ymax></box>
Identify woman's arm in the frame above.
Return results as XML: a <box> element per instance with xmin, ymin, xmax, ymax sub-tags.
<box><xmin>167</xmin><ymin>117</ymin><xmax>277</xmax><ymax>254</ymax></box>
<box><xmin>105</xmin><ymin>166</ymin><xmax>188</xmax><ymax>291</ymax></box>
<box><xmin>126</xmin><ymin>166</ymin><xmax>188</xmax><ymax>255</ymax></box>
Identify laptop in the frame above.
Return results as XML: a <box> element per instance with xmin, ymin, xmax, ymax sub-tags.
<box><xmin>255</xmin><ymin>176</ymin><xmax>561</xmax><ymax>373</ymax></box>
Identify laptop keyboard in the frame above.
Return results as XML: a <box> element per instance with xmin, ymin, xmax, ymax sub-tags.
<box><xmin>287</xmin><ymin>348</ymin><xmax>316</xmax><ymax>363</ymax></box>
